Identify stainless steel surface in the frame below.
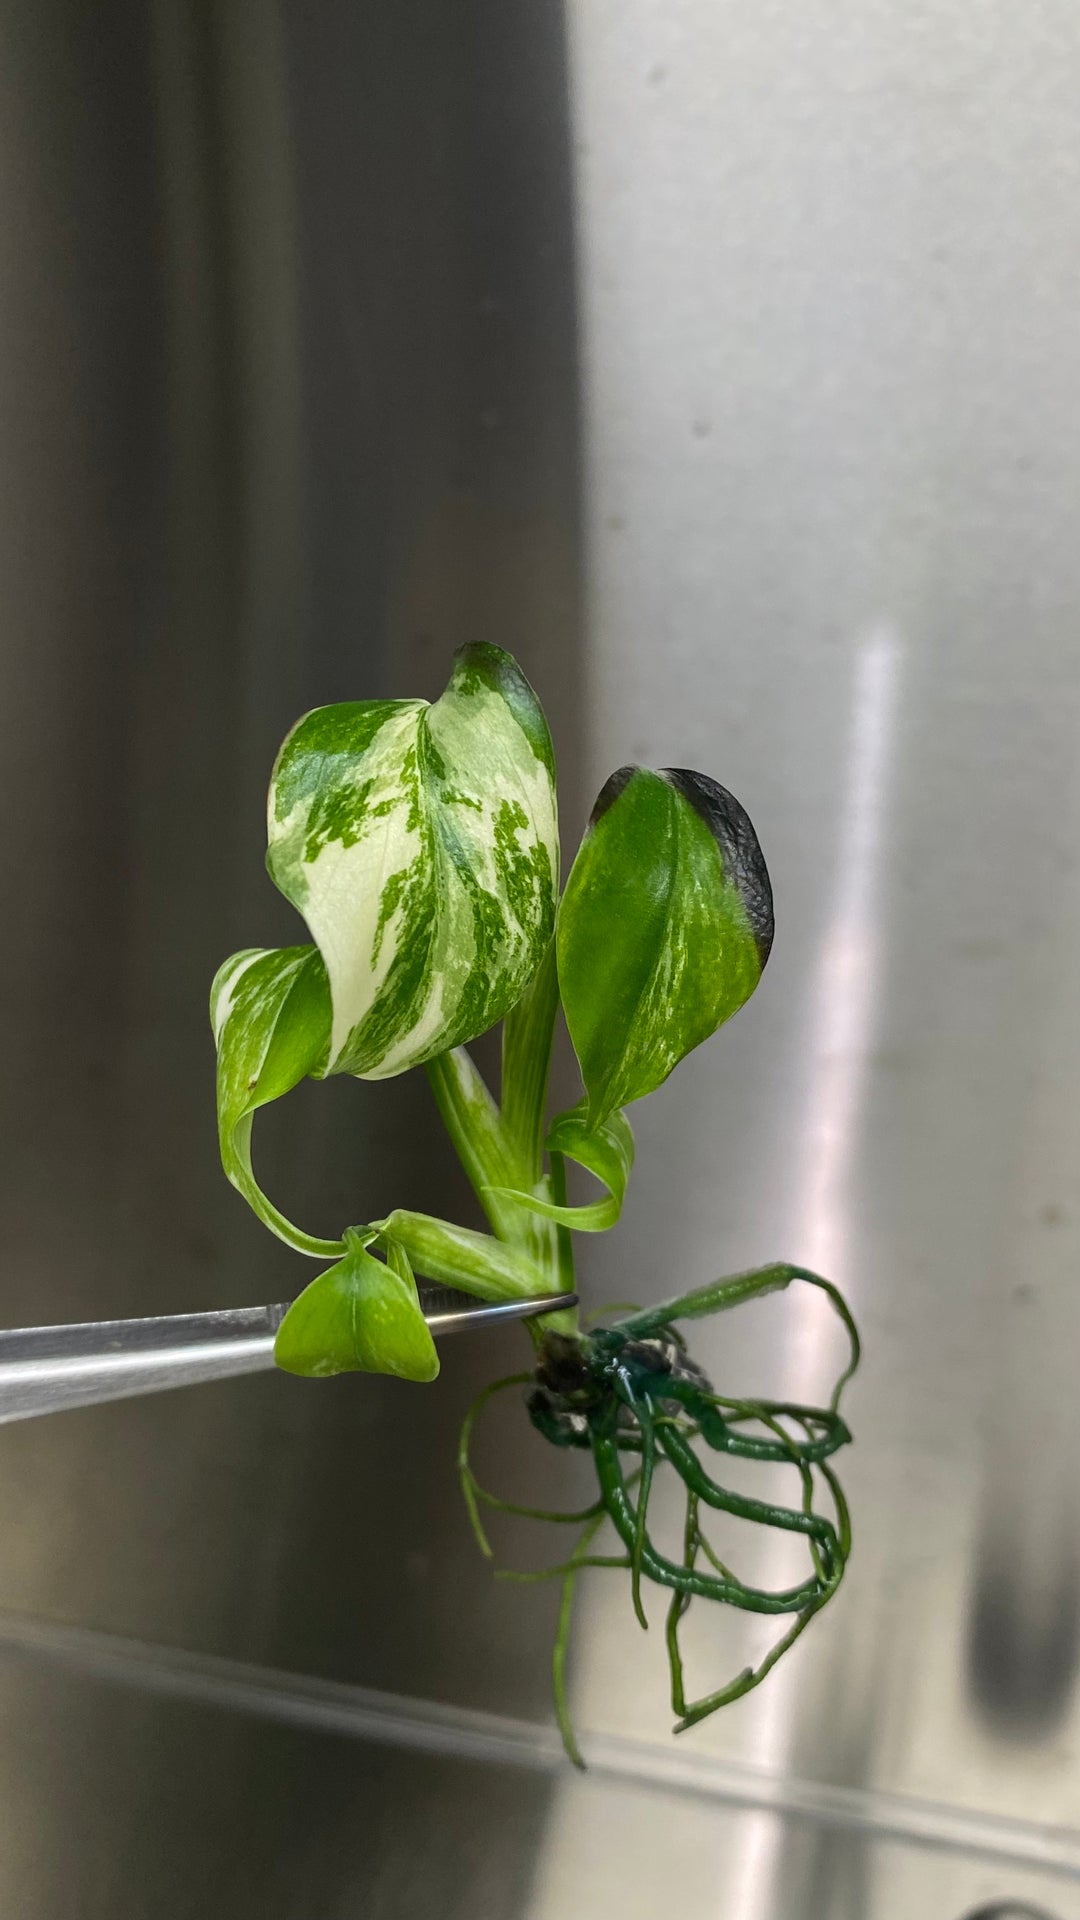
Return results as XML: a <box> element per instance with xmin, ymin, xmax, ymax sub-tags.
<box><xmin>962</xmin><ymin>1906</ymin><xmax>1065</xmax><ymax>1919</ymax></box>
<box><xmin>557</xmin><ymin>0</ymin><xmax>1080</xmax><ymax>1871</ymax></box>
<box><xmin>0</xmin><ymin>0</ymin><xmax>585</xmax><ymax>1706</ymax></box>
<box><xmin>1</xmin><ymin>0</ymin><xmax>1080</xmax><ymax>1914</ymax></box>
<box><xmin>0</xmin><ymin>1291</ymin><xmax>577</xmax><ymax>1423</ymax></box>
<box><xmin>0</xmin><ymin>0</ymin><xmax>584</xmax><ymax>1907</ymax></box>
<box><xmin>0</xmin><ymin>1628</ymin><xmax>1076</xmax><ymax>1919</ymax></box>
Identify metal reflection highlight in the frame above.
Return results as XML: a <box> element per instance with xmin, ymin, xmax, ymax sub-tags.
<box><xmin>726</xmin><ymin>626</ymin><xmax>903</xmax><ymax>1920</ymax></box>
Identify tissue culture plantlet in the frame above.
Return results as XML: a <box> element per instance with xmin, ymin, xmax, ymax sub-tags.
<box><xmin>211</xmin><ymin>643</ymin><xmax>858</xmax><ymax>1763</ymax></box>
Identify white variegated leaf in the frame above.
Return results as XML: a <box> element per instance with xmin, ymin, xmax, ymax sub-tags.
<box><xmin>266</xmin><ymin>643</ymin><xmax>558</xmax><ymax>1079</ymax></box>
<box><xmin>210</xmin><ymin>943</ymin><xmax>340</xmax><ymax>1258</ymax></box>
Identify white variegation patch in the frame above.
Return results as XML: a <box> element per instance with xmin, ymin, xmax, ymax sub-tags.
<box><xmin>209</xmin><ymin>947</ymin><xmax>267</xmax><ymax>1044</ymax></box>
<box><xmin>210</xmin><ymin>942</ymin><xmax>339</xmax><ymax>1258</ymax></box>
<box><xmin>266</xmin><ymin>645</ymin><xmax>558</xmax><ymax>1080</ymax></box>
<box><xmin>268</xmin><ymin>703</ymin><xmax>426</xmax><ymax>1071</ymax></box>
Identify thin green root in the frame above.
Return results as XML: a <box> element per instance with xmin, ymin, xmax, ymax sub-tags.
<box><xmin>457</xmin><ymin>1265</ymin><xmax>859</xmax><ymax>1765</ymax></box>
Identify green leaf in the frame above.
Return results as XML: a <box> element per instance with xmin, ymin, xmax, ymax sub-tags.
<box><xmin>210</xmin><ymin>944</ymin><xmax>342</xmax><ymax>1259</ymax></box>
<box><xmin>266</xmin><ymin>643</ymin><xmax>558</xmax><ymax>1081</ymax></box>
<box><xmin>484</xmin><ymin>1103</ymin><xmax>635</xmax><ymax>1233</ymax></box>
<box><xmin>274</xmin><ymin>1229</ymin><xmax>439</xmax><ymax>1381</ymax></box>
<box><xmin>557</xmin><ymin>767</ymin><xmax>774</xmax><ymax>1127</ymax></box>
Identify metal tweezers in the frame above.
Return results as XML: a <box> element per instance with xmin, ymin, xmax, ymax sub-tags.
<box><xmin>0</xmin><ymin>1289</ymin><xmax>574</xmax><ymax>1425</ymax></box>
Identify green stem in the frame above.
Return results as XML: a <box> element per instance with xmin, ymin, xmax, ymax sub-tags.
<box><xmin>424</xmin><ymin>1048</ymin><xmax>517</xmax><ymax>1238</ymax></box>
<box><xmin>548</xmin><ymin>1150</ymin><xmax>576</xmax><ymax>1297</ymax></box>
<box><xmin>372</xmin><ymin>1209</ymin><xmax>554</xmax><ymax>1303</ymax></box>
<box><xmin>425</xmin><ymin>1038</ymin><xmax>567</xmax><ymax>1299</ymax></box>
<box><xmin>425</xmin><ymin>979</ymin><xmax>578</xmax><ymax>1319</ymax></box>
<box><xmin>245</xmin><ymin>1197</ymin><xmax>345</xmax><ymax>1262</ymax></box>
<box><xmin>500</xmin><ymin>939</ymin><xmax>559</xmax><ymax>1182</ymax></box>
<box><xmin>499</xmin><ymin>942</ymin><xmax>575</xmax><ymax>1311</ymax></box>
<box><xmin>230</xmin><ymin>1120</ymin><xmax>346</xmax><ymax>1261</ymax></box>
<box><xmin>422</xmin><ymin>947</ymin><xmax>582</xmax><ymax>1331</ymax></box>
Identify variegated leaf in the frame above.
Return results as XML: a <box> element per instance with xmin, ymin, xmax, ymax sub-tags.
<box><xmin>557</xmin><ymin>767</ymin><xmax>774</xmax><ymax>1127</ymax></box>
<box><xmin>210</xmin><ymin>944</ymin><xmax>340</xmax><ymax>1258</ymax></box>
<box><xmin>266</xmin><ymin>643</ymin><xmax>558</xmax><ymax>1080</ymax></box>
<box><xmin>274</xmin><ymin>1230</ymin><xmax>439</xmax><ymax>1381</ymax></box>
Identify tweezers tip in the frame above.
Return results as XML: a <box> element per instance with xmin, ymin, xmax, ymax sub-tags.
<box><xmin>421</xmin><ymin>1290</ymin><xmax>578</xmax><ymax>1335</ymax></box>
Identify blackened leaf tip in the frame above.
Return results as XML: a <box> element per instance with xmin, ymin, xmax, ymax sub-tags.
<box><xmin>588</xmin><ymin>765</ymin><xmax>639</xmax><ymax>828</ymax></box>
<box><xmin>662</xmin><ymin>768</ymin><xmax>775</xmax><ymax>966</ymax></box>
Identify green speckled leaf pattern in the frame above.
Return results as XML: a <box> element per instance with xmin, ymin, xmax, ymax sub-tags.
<box><xmin>266</xmin><ymin>643</ymin><xmax>558</xmax><ymax>1080</ymax></box>
<box><xmin>274</xmin><ymin>1230</ymin><xmax>439</xmax><ymax>1381</ymax></box>
<box><xmin>557</xmin><ymin>766</ymin><xmax>774</xmax><ymax>1127</ymax></box>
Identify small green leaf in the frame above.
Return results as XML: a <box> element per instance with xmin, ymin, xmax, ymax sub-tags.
<box><xmin>210</xmin><ymin>945</ymin><xmax>341</xmax><ymax>1258</ymax></box>
<box><xmin>485</xmin><ymin>1103</ymin><xmax>635</xmax><ymax>1233</ymax></box>
<box><xmin>274</xmin><ymin>1230</ymin><xmax>440</xmax><ymax>1380</ymax></box>
<box><xmin>557</xmin><ymin>767</ymin><xmax>773</xmax><ymax>1127</ymax></box>
<box><xmin>266</xmin><ymin>643</ymin><xmax>558</xmax><ymax>1080</ymax></box>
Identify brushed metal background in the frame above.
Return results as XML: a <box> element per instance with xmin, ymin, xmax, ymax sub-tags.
<box><xmin>0</xmin><ymin>1</ymin><xmax>1078</xmax><ymax>1914</ymax></box>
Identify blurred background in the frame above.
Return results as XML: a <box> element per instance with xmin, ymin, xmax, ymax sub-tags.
<box><xmin>1</xmin><ymin>2</ymin><xmax>1079</xmax><ymax>1915</ymax></box>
